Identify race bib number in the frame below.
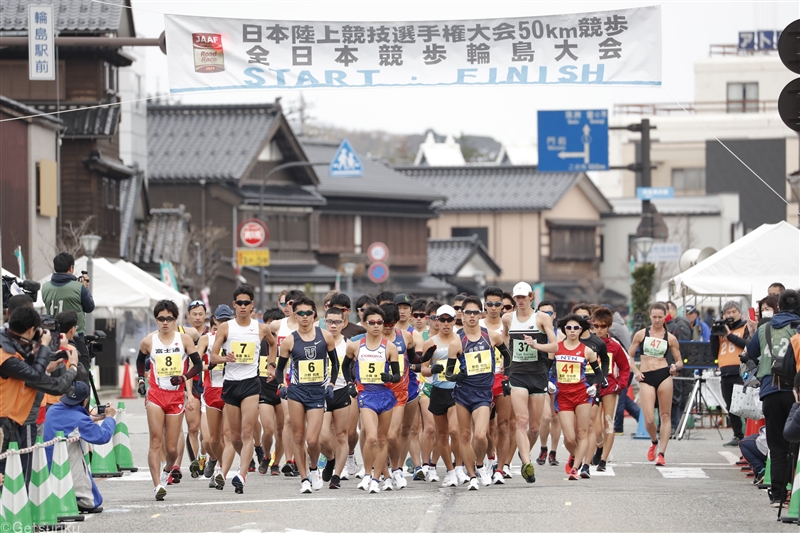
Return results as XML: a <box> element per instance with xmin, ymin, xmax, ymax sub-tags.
<box><xmin>643</xmin><ymin>337</ymin><xmax>666</xmax><ymax>358</ymax></box>
<box><xmin>465</xmin><ymin>350</ymin><xmax>492</xmax><ymax>376</ymax></box>
<box><xmin>397</xmin><ymin>354</ymin><xmax>405</xmax><ymax>375</ymax></box>
<box><xmin>512</xmin><ymin>338</ymin><xmax>538</xmax><ymax>362</ymax></box>
<box><xmin>557</xmin><ymin>362</ymin><xmax>581</xmax><ymax>384</ymax></box>
<box><xmin>359</xmin><ymin>361</ymin><xmax>383</xmax><ymax>384</ymax></box>
<box><xmin>494</xmin><ymin>350</ymin><xmax>503</xmax><ymax>372</ymax></box>
<box><xmin>230</xmin><ymin>341</ymin><xmax>255</xmax><ymax>364</ymax></box>
<box><xmin>298</xmin><ymin>360</ymin><xmax>324</xmax><ymax>383</ymax></box>
<box><xmin>155</xmin><ymin>354</ymin><xmax>182</xmax><ymax>378</ymax></box>
<box><xmin>259</xmin><ymin>356</ymin><xmax>271</xmax><ymax>377</ymax></box>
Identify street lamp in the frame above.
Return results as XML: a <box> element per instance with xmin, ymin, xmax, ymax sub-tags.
<box><xmin>634</xmin><ymin>237</ymin><xmax>655</xmax><ymax>262</ymax></box>
<box><xmin>80</xmin><ymin>234</ymin><xmax>101</xmax><ymax>334</ymax></box>
<box><xmin>342</xmin><ymin>262</ymin><xmax>356</xmax><ymax>324</ymax></box>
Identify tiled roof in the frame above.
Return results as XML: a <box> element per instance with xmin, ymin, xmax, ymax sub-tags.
<box><xmin>427</xmin><ymin>235</ymin><xmax>501</xmax><ymax>277</ymax></box>
<box><xmin>395</xmin><ymin>165</ymin><xmax>581</xmax><ymax>212</ymax></box>
<box><xmin>242</xmin><ymin>262</ymin><xmax>339</xmax><ymax>284</ymax></box>
<box><xmin>606</xmin><ymin>195</ymin><xmax>725</xmax><ymax>216</ymax></box>
<box><xmin>0</xmin><ymin>95</ymin><xmax>61</xmax><ymax>125</ymax></box>
<box><xmin>0</xmin><ymin>0</ymin><xmax>123</xmax><ymax>33</ymax></box>
<box><xmin>239</xmin><ymin>184</ymin><xmax>326</xmax><ymax>207</ymax></box>
<box><xmin>60</xmin><ymin>105</ymin><xmax>119</xmax><ymax>137</ymax></box>
<box><xmin>147</xmin><ymin>104</ymin><xmax>279</xmax><ymax>182</ymax></box>
<box><xmin>133</xmin><ymin>206</ymin><xmax>190</xmax><ymax>264</ymax></box>
<box><xmin>302</xmin><ymin>141</ymin><xmax>444</xmax><ymax>203</ymax></box>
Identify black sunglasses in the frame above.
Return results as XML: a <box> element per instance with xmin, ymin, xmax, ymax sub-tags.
<box><xmin>438</xmin><ymin>316</ymin><xmax>455</xmax><ymax>323</ymax></box>
<box><xmin>234</xmin><ymin>300</ymin><xmax>253</xmax><ymax>307</ymax></box>
<box><xmin>412</xmin><ymin>312</ymin><xmax>427</xmax><ymax>318</ymax></box>
<box><xmin>485</xmin><ymin>302</ymin><xmax>503</xmax><ymax>308</ymax></box>
<box><xmin>156</xmin><ymin>316</ymin><xmax>176</xmax><ymax>323</ymax></box>
<box><xmin>463</xmin><ymin>309</ymin><xmax>481</xmax><ymax>316</ymax></box>
<box><xmin>502</xmin><ymin>304</ymin><xmax>514</xmax><ymax>311</ymax></box>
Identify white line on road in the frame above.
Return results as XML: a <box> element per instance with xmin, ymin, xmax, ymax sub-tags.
<box><xmin>718</xmin><ymin>451</ymin><xmax>740</xmax><ymax>465</ymax></box>
<box><xmin>117</xmin><ymin>494</ymin><xmax>428</xmax><ymax>509</ymax></box>
<box><xmin>657</xmin><ymin>468</ymin><xmax>709</xmax><ymax>479</ymax></box>
<box><xmin>589</xmin><ymin>465</ymin><xmax>615</xmax><ymax>476</ymax></box>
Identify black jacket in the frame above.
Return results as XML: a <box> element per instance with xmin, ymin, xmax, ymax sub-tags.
<box><xmin>0</xmin><ymin>329</ymin><xmax>51</xmax><ymax>382</ymax></box>
<box><xmin>784</xmin><ymin>402</ymin><xmax>800</xmax><ymax>443</ymax></box>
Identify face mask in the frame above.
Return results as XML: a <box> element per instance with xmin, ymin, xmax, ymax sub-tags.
<box><xmin>761</xmin><ymin>310</ymin><xmax>774</xmax><ymax>318</ymax></box>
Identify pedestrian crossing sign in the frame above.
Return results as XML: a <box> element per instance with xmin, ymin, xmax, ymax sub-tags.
<box><xmin>329</xmin><ymin>138</ymin><xmax>363</xmax><ymax>178</ymax></box>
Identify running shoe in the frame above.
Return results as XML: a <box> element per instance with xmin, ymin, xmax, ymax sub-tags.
<box><xmin>467</xmin><ymin>477</ymin><xmax>480</xmax><ymax>491</ymax></box>
<box><xmin>346</xmin><ymin>455</ymin><xmax>359</xmax><ymax>477</ymax></box>
<box><xmin>154</xmin><ymin>484</ymin><xmax>166</xmax><ymax>501</ymax></box>
<box><xmin>455</xmin><ymin>466</ymin><xmax>470</xmax><ymax>485</ymax></box>
<box><xmin>204</xmin><ymin>458</ymin><xmax>217</xmax><ymax>478</ymax></box>
<box><xmin>258</xmin><ymin>459</ymin><xmax>270</xmax><ymax>475</ymax></box>
<box><xmin>502</xmin><ymin>464</ymin><xmax>513</xmax><ymax>479</ymax></box>
<box><xmin>536</xmin><ymin>448</ymin><xmax>548</xmax><ymax>466</ymax></box>
<box><xmin>248</xmin><ymin>459</ymin><xmax>256</xmax><ymax>473</ymax></box>
<box><xmin>426</xmin><ymin>466</ymin><xmax>440</xmax><ymax>483</ymax></box>
<box><xmin>441</xmin><ymin>470</ymin><xmax>458</xmax><ymax>488</ymax></box>
<box><xmin>255</xmin><ymin>446</ymin><xmax>265</xmax><ymax>465</ymax></box>
<box><xmin>477</xmin><ymin>465</ymin><xmax>491</xmax><ymax>487</ymax></box>
<box><xmin>322</xmin><ymin>458</ymin><xmax>335</xmax><ymax>482</ymax></box>
<box><xmin>281</xmin><ymin>462</ymin><xmax>294</xmax><ymax>476</ymax></box>
<box><xmin>521</xmin><ymin>462</ymin><xmax>536</xmax><ymax>483</ymax></box>
<box><xmin>214</xmin><ymin>472</ymin><xmax>225</xmax><ymax>490</ymax></box>
<box><xmin>492</xmin><ymin>471</ymin><xmax>506</xmax><ymax>485</ymax></box>
<box><xmin>564</xmin><ymin>455</ymin><xmax>575</xmax><ymax>475</ymax></box>
<box><xmin>169</xmin><ymin>465</ymin><xmax>182</xmax><ymax>484</ymax></box>
<box><xmin>197</xmin><ymin>455</ymin><xmax>207</xmax><ymax>473</ymax></box>
<box><xmin>357</xmin><ymin>475</ymin><xmax>372</xmax><ymax>491</ymax></box>
<box><xmin>329</xmin><ymin>474</ymin><xmax>341</xmax><ymax>489</ymax></box>
<box><xmin>208</xmin><ymin>475</ymin><xmax>217</xmax><ymax>489</ymax></box>
<box><xmin>488</xmin><ymin>455</ymin><xmax>498</xmax><ymax>472</ymax></box>
<box><xmin>580</xmin><ymin>464</ymin><xmax>591</xmax><ymax>479</ymax></box>
<box><xmin>368</xmin><ymin>479</ymin><xmax>380</xmax><ymax>494</ymax></box>
<box><xmin>655</xmin><ymin>453</ymin><xmax>666</xmax><ymax>466</ymax></box>
<box><xmin>310</xmin><ymin>468</ymin><xmax>323</xmax><ymax>491</ymax></box>
<box><xmin>591</xmin><ymin>447</ymin><xmax>603</xmax><ymax>466</ymax></box>
<box><xmin>413</xmin><ymin>466</ymin><xmax>426</xmax><ymax>481</ymax></box>
<box><xmin>568</xmin><ymin>468</ymin><xmax>579</xmax><ymax>481</ymax></box>
<box><xmin>270</xmin><ymin>464</ymin><xmax>280</xmax><ymax>476</ymax></box>
<box><xmin>596</xmin><ymin>460</ymin><xmax>607</xmax><ymax>472</ymax></box>
<box><xmin>647</xmin><ymin>442</ymin><xmax>658</xmax><ymax>462</ymax></box>
<box><xmin>382</xmin><ymin>478</ymin><xmax>395</xmax><ymax>491</ymax></box>
<box><xmin>300</xmin><ymin>479</ymin><xmax>312</xmax><ymax>494</ymax></box>
<box><xmin>291</xmin><ymin>462</ymin><xmax>300</xmax><ymax>477</ymax></box>
<box><xmin>190</xmin><ymin>459</ymin><xmax>201</xmax><ymax>478</ymax></box>
<box><xmin>232</xmin><ymin>474</ymin><xmax>245</xmax><ymax>494</ymax></box>
<box><xmin>548</xmin><ymin>451</ymin><xmax>559</xmax><ymax>466</ymax></box>
<box><xmin>355</xmin><ymin>467</ymin><xmax>366</xmax><ymax>479</ymax></box>
<box><xmin>159</xmin><ymin>470</ymin><xmax>169</xmax><ymax>487</ymax></box>
<box><xmin>393</xmin><ymin>469</ymin><xmax>407</xmax><ymax>489</ymax></box>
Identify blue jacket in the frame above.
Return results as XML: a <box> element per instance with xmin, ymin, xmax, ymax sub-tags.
<box><xmin>48</xmin><ymin>273</ymin><xmax>95</xmax><ymax>314</ymax></box>
<box><xmin>744</xmin><ymin>312</ymin><xmax>800</xmax><ymax>399</ymax></box>
<box><xmin>690</xmin><ymin>318</ymin><xmax>711</xmax><ymax>342</ymax></box>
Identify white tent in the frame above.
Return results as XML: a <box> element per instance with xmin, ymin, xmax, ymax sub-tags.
<box><xmin>667</xmin><ymin>221</ymin><xmax>800</xmax><ymax>304</ymax></box>
<box><xmin>112</xmin><ymin>260</ymin><xmax>190</xmax><ymax>312</ymax></box>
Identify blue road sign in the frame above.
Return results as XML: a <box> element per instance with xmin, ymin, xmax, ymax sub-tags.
<box><xmin>329</xmin><ymin>138</ymin><xmax>363</xmax><ymax>178</ymax></box>
<box><xmin>636</xmin><ymin>187</ymin><xmax>674</xmax><ymax>200</ymax></box>
<box><xmin>537</xmin><ymin>110</ymin><xmax>608</xmax><ymax>172</ymax></box>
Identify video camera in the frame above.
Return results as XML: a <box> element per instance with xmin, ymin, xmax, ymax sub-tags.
<box><xmin>85</xmin><ymin>330</ymin><xmax>106</xmax><ymax>357</ymax></box>
<box><xmin>711</xmin><ymin>317</ymin><xmax>735</xmax><ymax>336</ymax></box>
<box><xmin>2</xmin><ymin>275</ymin><xmax>40</xmax><ymax>310</ymax></box>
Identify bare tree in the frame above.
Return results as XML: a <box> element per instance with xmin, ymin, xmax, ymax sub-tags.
<box><xmin>175</xmin><ymin>222</ymin><xmax>228</xmax><ymax>297</ymax></box>
<box><xmin>57</xmin><ymin>216</ymin><xmax>96</xmax><ymax>256</ymax></box>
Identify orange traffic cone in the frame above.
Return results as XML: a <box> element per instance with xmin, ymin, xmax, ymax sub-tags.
<box><xmin>745</xmin><ymin>418</ymin><xmax>765</xmax><ymax>437</ymax></box>
<box><xmin>119</xmin><ymin>359</ymin><xmax>134</xmax><ymax>399</ymax></box>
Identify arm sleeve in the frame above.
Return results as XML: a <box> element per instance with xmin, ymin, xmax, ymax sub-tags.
<box><xmin>136</xmin><ymin>350</ymin><xmax>148</xmax><ymax>378</ymax></box>
<box><xmin>342</xmin><ymin>356</ymin><xmax>354</xmax><ymax>383</ymax></box>
<box><xmin>444</xmin><ymin>357</ymin><xmax>458</xmax><ymax>380</ymax></box>
<box><xmin>589</xmin><ymin>359</ymin><xmax>604</xmax><ymax>381</ymax></box>
<box><xmin>184</xmin><ymin>351</ymin><xmax>202</xmax><ymax>380</ymax></box>
<box><xmin>26</xmin><ymin>366</ymin><xmax>78</xmax><ymax>395</ymax></box>
<box><xmin>784</xmin><ymin>402</ymin><xmax>800</xmax><ymax>443</ymax></box>
<box><xmin>389</xmin><ymin>361</ymin><xmax>401</xmax><ymax>383</ymax></box>
<box><xmin>496</xmin><ymin>343</ymin><xmax>512</xmax><ymax>369</ymax></box>
<box><xmin>276</xmin><ymin>356</ymin><xmax>288</xmax><ymax>385</ymax></box>
<box><xmin>78</xmin><ymin>413</ymin><xmax>116</xmax><ymax>445</ymax></box>
<box><xmin>328</xmin><ymin>348</ymin><xmax>339</xmax><ymax>385</ymax></box>
<box><xmin>613</xmin><ymin>342</ymin><xmax>631</xmax><ymax>390</ymax></box>
<box><xmin>81</xmin><ymin>285</ymin><xmax>95</xmax><ymax>314</ymax></box>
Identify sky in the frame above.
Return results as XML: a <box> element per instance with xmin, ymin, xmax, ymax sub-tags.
<box><xmin>129</xmin><ymin>1</ymin><xmax>799</xmax><ymax>144</ymax></box>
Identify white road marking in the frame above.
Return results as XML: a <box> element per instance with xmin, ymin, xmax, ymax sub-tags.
<box><xmin>118</xmin><ymin>494</ymin><xmax>428</xmax><ymax>509</ymax></box>
<box><xmin>589</xmin><ymin>465</ymin><xmax>615</xmax><ymax>476</ymax></box>
<box><xmin>718</xmin><ymin>451</ymin><xmax>740</xmax><ymax>465</ymax></box>
<box><xmin>657</xmin><ymin>467</ymin><xmax>709</xmax><ymax>479</ymax></box>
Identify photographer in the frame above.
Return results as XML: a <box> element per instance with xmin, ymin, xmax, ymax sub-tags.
<box><xmin>742</xmin><ymin>290</ymin><xmax>800</xmax><ymax>507</ymax></box>
<box><xmin>710</xmin><ymin>301</ymin><xmax>750</xmax><ymax>447</ymax></box>
<box><xmin>44</xmin><ymin>382</ymin><xmax>115</xmax><ymax>514</ymax></box>
<box><xmin>0</xmin><ymin>307</ymin><xmax>52</xmax><ymax>475</ymax></box>
<box><xmin>42</xmin><ymin>252</ymin><xmax>95</xmax><ymax>372</ymax></box>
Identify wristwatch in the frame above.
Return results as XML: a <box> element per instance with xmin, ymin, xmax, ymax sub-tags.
<box><xmin>268</xmin><ymin>362</ymin><xmax>277</xmax><ymax>368</ymax></box>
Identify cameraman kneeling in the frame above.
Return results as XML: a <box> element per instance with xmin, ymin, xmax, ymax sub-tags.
<box><xmin>711</xmin><ymin>301</ymin><xmax>750</xmax><ymax>447</ymax></box>
<box><xmin>44</xmin><ymin>382</ymin><xmax>115</xmax><ymax>514</ymax></box>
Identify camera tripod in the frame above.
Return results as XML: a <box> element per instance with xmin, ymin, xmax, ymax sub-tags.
<box><xmin>676</xmin><ymin>374</ymin><xmax>728</xmax><ymax>440</ymax></box>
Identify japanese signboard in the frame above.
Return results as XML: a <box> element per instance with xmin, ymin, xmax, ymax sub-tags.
<box><xmin>537</xmin><ymin>109</ymin><xmax>608</xmax><ymax>171</ymax></box>
<box><xmin>165</xmin><ymin>6</ymin><xmax>661</xmax><ymax>93</ymax></box>
<box><xmin>738</xmin><ymin>30</ymin><xmax>781</xmax><ymax>51</ymax></box>
<box><xmin>28</xmin><ymin>6</ymin><xmax>55</xmax><ymax>81</ymax></box>
<box><xmin>237</xmin><ymin>249</ymin><xmax>271</xmax><ymax>267</ymax></box>
<box><xmin>636</xmin><ymin>187</ymin><xmax>674</xmax><ymax>200</ymax></box>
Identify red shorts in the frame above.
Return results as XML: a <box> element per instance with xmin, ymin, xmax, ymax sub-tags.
<box><xmin>204</xmin><ymin>386</ymin><xmax>224</xmax><ymax>411</ymax></box>
<box><xmin>147</xmin><ymin>387</ymin><xmax>185</xmax><ymax>415</ymax></box>
<box><xmin>389</xmin><ymin>381</ymin><xmax>408</xmax><ymax>407</ymax></box>
<box><xmin>492</xmin><ymin>373</ymin><xmax>505</xmax><ymax>399</ymax></box>
<box><xmin>554</xmin><ymin>386</ymin><xmax>591</xmax><ymax>413</ymax></box>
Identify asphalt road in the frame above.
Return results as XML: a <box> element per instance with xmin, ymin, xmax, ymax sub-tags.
<box><xmin>73</xmin><ymin>396</ymin><xmax>788</xmax><ymax>533</ymax></box>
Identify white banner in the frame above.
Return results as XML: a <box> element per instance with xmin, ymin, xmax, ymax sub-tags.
<box><xmin>28</xmin><ymin>6</ymin><xmax>55</xmax><ymax>81</ymax></box>
<box><xmin>165</xmin><ymin>6</ymin><xmax>661</xmax><ymax>93</ymax></box>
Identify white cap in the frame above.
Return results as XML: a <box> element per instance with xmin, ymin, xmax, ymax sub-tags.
<box><xmin>436</xmin><ymin>304</ymin><xmax>456</xmax><ymax>318</ymax></box>
<box><xmin>512</xmin><ymin>282</ymin><xmax>533</xmax><ymax>297</ymax></box>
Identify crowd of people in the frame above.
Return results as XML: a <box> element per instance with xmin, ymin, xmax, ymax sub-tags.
<box><xmin>3</xmin><ymin>251</ymin><xmax>800</xmax><ymax>519</ymax></box>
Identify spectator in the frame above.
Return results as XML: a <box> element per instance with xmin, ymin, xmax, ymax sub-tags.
<box><xmin>666</xmin><ymin>301</ymin><xmax>692</xmax><ymax>434</ymax></box>
<box><xmin>739</xmin><ymin>425</ymin><xmax>769</xmax><ymax>484</ymax></box>
<box><xmin>601</xmin><ymin>304</ymin><xmax>632</xmax><ymax>350</ymax></box>
<box><xmin>783</xmin><ymin>372</ymin><xmax>800</xmax><ymax>443</ymax></box>
<box><xmin>3</xmin><ymin>294</ymin><xmax>34</xmax><ymax>324</ymax></box>
<box><xmin>768</xmin><ymin>282</ymin><xmax>786</xmax><ymax>297</ymax></box>
<box><xmin>710</xmin><ymin>300</ymin><xmax>750</xmax><ymax>446</ymax></box>
<box><xmin>703</xmin><ymin>308</ymin><xmax>717</xmax><ymax>329</ymax></box>
<box><xmin>0</xmin><ymin>307</ymin><xmax>52</xmax><ymax>474</ymax></box>
<box><xmin>41</xmin><ymin>252</ymin><xmax>95</xmax><ymax>373</ymax></box>
<box><xmin>686</xmin><ymin>306</ymin><xmax>711</xmax><ymax>342</ymax></box>
<box><xmin>743</xmin><ymin>289</ymin><xmax>800</xmax><ymax>507</ymax></box>
<box><xmin>665</xmin><ymin>301</ymin><xmax>692</xmax><ymax>340</ymax></box>
<box><xmin>44</xmin><ymin>382</ymin><xmax>115</xmax><ymax>514</ymax></box>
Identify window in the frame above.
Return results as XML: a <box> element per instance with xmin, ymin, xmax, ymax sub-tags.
<box><xmin>104</xmin><ymin>62</ymin><xmax>118</xmax><ymax>97</ymax></box>
<box><xmin>727</xmin><ymin>82</ymin><xmax>758</xmax><ymax>113</ymax></box>
<box><xmin>451</xmin><ymin>227</ymin><xmax>488</xmax><ymax>248</ymax></box>
<box><xmin>549</xmin><ymin>225</ymin><xmax>596</xmax><ymax>261</ymax></box>
<box><xmin>671</xmin><ymin>167</ymin><xmax>706</xmax><ymax>194</ymax></box>
<box><xmin>102</xmin><ymin>177</ymin><xmax>120</xmax><ymax>237</ymax></box>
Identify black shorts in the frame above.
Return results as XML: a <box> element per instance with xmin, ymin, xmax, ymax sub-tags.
<box><xmin>428</xmin><ymin>386</ymin><xmax>455</xmax><ymax>416</ymax></box>
<box><xmin>222</xmin><ymin>377</ymin><xmax>260</xmax><ymax>407</ymax></box>
<box><xmin>325</xmin><ymin>387</ymin><xmax>351</xmax><ymax>412</ymax></box>
<box><xmin>287</xmin><ymin>384</ymin><xmax>326</xmax><ymax>411</ymax></box>
<box><xmin>641</xmin><ymin>367</ymin><xmax>671</xmax><ymax>390</ymax></box>
<box><xmin>259</xmin><ymin>377</ymin><xmax>281</xmax><ymax>406</ymax></box>
<box><xmin>508</xmin><ymin>373</ymin><xmax>548</xmax><ymax>395</ymax></box>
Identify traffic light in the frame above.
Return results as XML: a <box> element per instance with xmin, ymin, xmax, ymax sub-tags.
<box><xmin>778</xmin><ymin>19</ymin><xmax>800</xmax><ymax>131</ymax></box>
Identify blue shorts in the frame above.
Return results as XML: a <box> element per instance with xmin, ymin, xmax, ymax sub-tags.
<box><xmin>453</xmin><ymin>385</ymin><xmax>492</xmax><ymax>413</ymax></box>
<box><xmin>357</xmin><ymin>388</ymin><xmax>397</xmax><ymax>415</ymax></box>
<box><xmin>287</xmin><ymin>384</ymin><xmax>326</xmax><ymax>411</ymax></box>
<box><xmin>408</xmin><ymin>374</ymin><xmax>421</xmax><ymax>403</ymax></box>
